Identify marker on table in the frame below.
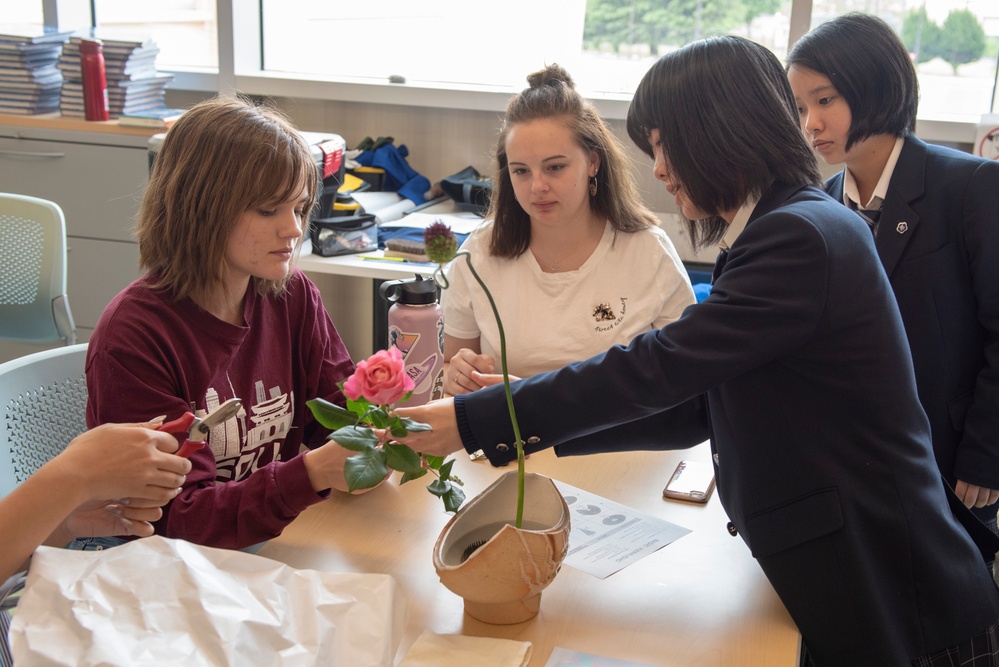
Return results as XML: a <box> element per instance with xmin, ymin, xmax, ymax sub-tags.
<box><xmin>359</xmin><ymin>254</ymin><xmax>407</xmax><ymax>262</ymax></box>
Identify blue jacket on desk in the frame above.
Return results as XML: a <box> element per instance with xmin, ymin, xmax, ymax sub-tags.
<box><xmin>454</xmin><ymin>182</ymin><xmax>999</xmax><ymax>666</ymax></box>
<box><xmin>824</xmin><ymin>135</ymin><xmax>999</xmax><ymax>513</ymax></box>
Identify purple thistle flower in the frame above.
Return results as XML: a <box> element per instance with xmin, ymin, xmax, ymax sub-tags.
<box><xmin>424</xmin><ymin>221</ymin><xmax>459</xmax><ymax>264</ymax></box>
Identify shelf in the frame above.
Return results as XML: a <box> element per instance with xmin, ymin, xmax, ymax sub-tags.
<box><xmin>0</xmin><ymin>113</ymin><xmax>160</xmax><ymax>138</ymax></box>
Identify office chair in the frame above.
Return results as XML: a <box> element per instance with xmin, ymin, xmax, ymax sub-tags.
<box><xmin>0</xmin><ymin>193</ymin><xmax>76</xmax><ymax>345</ymax></box>
<box><xmin>0</xmin><ymin>343</ymin><xmax>89</xmax><ymax>498</ymax></box>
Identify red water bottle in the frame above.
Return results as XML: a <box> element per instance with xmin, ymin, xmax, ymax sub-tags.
<box><xmin>80</xmin><ymin>39</ymin><xmax>109</xmax><ymax>121</ymax></box>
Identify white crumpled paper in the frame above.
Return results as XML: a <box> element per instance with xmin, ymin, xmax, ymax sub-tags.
<box><xmin>10</xmin><ymin>535</ymin><xmax>404</xmax><ymax>666</ymax></box>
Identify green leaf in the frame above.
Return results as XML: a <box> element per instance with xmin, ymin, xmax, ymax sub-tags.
<box><xmin>307</xmin><ymin>398</ymin><xmax>359</xmax><ymax>430</ymax></box>
<box><xmin>400</xmin><ymin>467</ymin><xmax>429</xmax><ymax>484</ymax></box>
<box><xmin>427</xmin><ymin>477</ymin><xmax>451</xmax><ymax>497</ymax></box>
<box><xmin>438</xmin><ymin>458</ymin><xmax>455</xmax><ymax>480</ymax></box>
<box><xmin>384</xmin><ymin>443</ymin><xmax>423</xmax><ymax>474</ymax></box>
<box><xmin>396</xmin><ymin>417</ymin><xmax>431</xmax><ymax>433</ymax></box>
<box><xmin>344</xmin><ymin>449</ymin><xmax>389</xmax><ymax>492</ymax></box>
<box><xmin>442</xmin><ymin>486</ymin><xmax>466</xmax><ymax>513</ymax></box>
<box><xmin>331</xmin><ymin>425</ymin><xmax>379</xmax><ymax>452</ymax></box>
<box><xmin>345</xmin><ymin>394</ymin><xmax>371</xmax><ymax>415</ymax></box>
<box><xmin>423</xmin><ymin>463</ymin><xmax>466</xmax><ymax>510</ymax></box>
<box><xmin>366</xmin><ymin>407</ymin><xmax>393</xmax><ymax>429</ymax></box>
<box><xmin>423</xmin><ymin>454</ymin><xmax>445</xmax><ymax>469</ymax></box>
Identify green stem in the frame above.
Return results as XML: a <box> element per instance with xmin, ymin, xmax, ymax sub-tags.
<box><xmin>450</xmin><ymin>251</ymin><xmax>525</xmax><ymax>529</ymax></box>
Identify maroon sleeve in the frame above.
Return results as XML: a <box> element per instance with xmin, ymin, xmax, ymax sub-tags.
<box><xmin>159</xmin><ymin>444</ymin><xmax>329</xmax><ymax>549</ymax></box>
<box><xmin>85</xmin><ymin>275</ymin><xmax>352</xmax><ymax>550</ymax></box>
<box><xmin>294</xmin><ymin>271</ymin><xmax>356</xmax><ymax>449</ymax></box>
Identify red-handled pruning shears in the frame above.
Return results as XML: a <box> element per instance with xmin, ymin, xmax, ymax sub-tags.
<box><xmin>157</xmin><ymin>398</ymin><xmax>243</xmax><ymax>458</ymax></box>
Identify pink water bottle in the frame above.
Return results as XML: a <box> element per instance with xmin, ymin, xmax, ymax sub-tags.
<box><xmin>380</xmin><ymin>275</ymin><xmax>445</xmax><ymax>406</ymax></box>
<box><xmin>80</xmin><ymin>39</ymin><xmax>109</xmax><ymax>121</ymax></box>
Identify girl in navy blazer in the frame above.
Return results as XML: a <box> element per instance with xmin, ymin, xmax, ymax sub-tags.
<box><xmin>788</xmin><ymin>13</ymin><xmax>999</xmax><ymax>534</ymax></box>
<box><xmin>399</xmin><ymin>36</ymin><xmax>999</xmax><ymax>665</ymax></box>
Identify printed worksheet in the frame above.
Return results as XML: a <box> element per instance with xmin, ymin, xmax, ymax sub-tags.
<box><xmin>554</xmin><ymin>480</ymin><xmax>691</xmax><ymax>579</ymax></box>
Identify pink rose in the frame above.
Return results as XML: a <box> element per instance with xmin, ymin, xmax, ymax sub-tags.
<box><xmin>343</xmin><ymin>347</ymin><xmax>415</xmax><ymax>406</ymax></box>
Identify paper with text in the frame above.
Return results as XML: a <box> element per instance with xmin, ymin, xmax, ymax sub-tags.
<box><xmin>554</xmin><ymin>480</ymin><xmax>691</xmax><ymax>579</ymax></box>
<box><xmin>389</xmin><ymin>211</ymin><xmax>484</xmax><ymax>234</ymax></box>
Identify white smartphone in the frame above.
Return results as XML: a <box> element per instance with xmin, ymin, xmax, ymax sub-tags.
<box><xmin>663</xmin><ymin>460</ymin><xmax>716</xmax><ymax>504</ymax></box>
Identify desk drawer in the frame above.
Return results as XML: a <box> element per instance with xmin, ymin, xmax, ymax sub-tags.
<box><xmin>0</xmin><ymin>136</ymin><xmax>146</xmax><ymax>242</ymax></box>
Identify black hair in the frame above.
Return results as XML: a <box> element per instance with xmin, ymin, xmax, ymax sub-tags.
<box><xmin>627</xmin><ymin>36</ymin><xmax>819</xmax><ymax>248</ymax></box>
<box><xmin>787</xmin><ymin>12</ymin><xmax>918</xmax><ymax>150</ymax></box>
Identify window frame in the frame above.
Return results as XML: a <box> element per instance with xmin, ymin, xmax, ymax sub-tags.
<box><xmin>43</xmin><ymin>0</ymin><xmax>981</xmax><ymax>143</ymax></box>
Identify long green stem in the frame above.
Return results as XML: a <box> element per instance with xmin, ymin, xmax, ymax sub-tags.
<box><xmin>439</xmin><ymin>251</ymin><xmax>525</xmax><ymax>528</ymax></box>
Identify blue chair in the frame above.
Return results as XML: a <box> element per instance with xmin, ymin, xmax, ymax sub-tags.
<box><xmin>0</xmin><ymin>193</ymin><xmax>76</xmax><ymax>345</ymax></box>
<box><xmin>0</xmin><ymin>344</ymin><xmax>88</xmax><ymax>498</ymax></box>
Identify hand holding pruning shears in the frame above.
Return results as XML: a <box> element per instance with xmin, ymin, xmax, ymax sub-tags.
<box><xmin>156</xmin><ymin>398</ymin><xmax>243</xmax><ymax>458</ymax></box>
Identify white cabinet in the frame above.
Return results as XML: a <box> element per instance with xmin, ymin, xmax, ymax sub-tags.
<box><xmin>0</xmin><ymin>115</ymin><xmax>154</xmax><ymax>361</ymax></box>
<box><xmin>65</xmin><ymin>237</ymin><xmax>142</xmax><ymax>330</ymax></box>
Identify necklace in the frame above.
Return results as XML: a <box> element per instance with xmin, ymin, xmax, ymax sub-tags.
<box><xmin>548</xmin><ymin>245</ymin><xmax>585</xmax><ymax>272</ymax></box>
<box><xmin>532</xmin><ymin>219</ymin><xmax>604</xmax><ymax>273</ymax></box>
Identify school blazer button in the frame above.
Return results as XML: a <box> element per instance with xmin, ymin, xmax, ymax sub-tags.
<box><xmin>727</xmin><ymin>522</ymin><xmax>738</xmax><ymax>537</ymax></box>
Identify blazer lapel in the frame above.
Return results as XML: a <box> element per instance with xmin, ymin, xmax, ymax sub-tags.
<box><xmin>876</xmin><ymin>136</ymin><xmax>926</xmax><ymax>278</ymax></box>
<box><xmin>824</xmin><ymin>172</ymin><xmax>845</xmax><ymax>203</ymax></box>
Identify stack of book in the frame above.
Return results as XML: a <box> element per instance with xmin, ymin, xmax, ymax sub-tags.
<box><xmin>118</xmin><ymin>106</ymin><xmax>186</xmax><ymax>130</ymax></box>
<box><xmin>59</xmin><ymin>29</ymin><xmax>174</xmax><ymax>119</ymax></box>
<box><xmin>0</xmin><ymin>26</ymin><xmax>72</xmax><ymax>115</ymax></box>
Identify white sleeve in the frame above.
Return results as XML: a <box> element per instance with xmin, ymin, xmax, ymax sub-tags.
<box><xmin>649</xmin><ymin>228</ymin><xmax>696</xmax><ymax>329</ymax></box>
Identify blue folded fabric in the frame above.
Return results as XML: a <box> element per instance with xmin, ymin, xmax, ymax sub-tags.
<box><xmin>355</xmin><ymin>143</ymin><xmax>431</xmax><ymax>204</ymax></box>
<box><xmin>692</xmin><ymin>283</ymin><xmax>712</xmax><ymax>303</ymax></box>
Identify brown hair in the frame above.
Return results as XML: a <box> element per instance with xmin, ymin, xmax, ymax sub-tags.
<box><xmin>488</xmin><ymin>63</ymin><xmax>658</xmax><ymax>258</ymax></box>
<box><xmin>136</xmin><ymin>95</ymin><xmax>318</xmax><ymax>303</ymax></box>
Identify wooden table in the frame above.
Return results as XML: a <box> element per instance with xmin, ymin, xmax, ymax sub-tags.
<box><xmin>257</xmin><ymin>443</ymin><xmax>800</xmax><ymax>666</ymax></box>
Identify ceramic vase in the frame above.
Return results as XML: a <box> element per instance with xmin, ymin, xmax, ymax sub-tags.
<box><xmin>433</xmin><ymin>470</ymin><xmax>570</xmax><ymax>624</ymax></box>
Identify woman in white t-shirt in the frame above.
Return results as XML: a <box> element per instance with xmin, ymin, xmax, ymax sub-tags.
<box><xmin>444</xmin><ymin>64</ymin><xmax>695</xmax><ymax>394</ymax></box>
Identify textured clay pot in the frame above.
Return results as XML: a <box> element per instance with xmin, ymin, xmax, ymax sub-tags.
<box><xmin>433</xmin><ymin>471</ymin><xmax>570</xmax><ymax>624</ymax></box>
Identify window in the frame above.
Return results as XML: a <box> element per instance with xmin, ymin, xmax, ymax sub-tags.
<box><xmin>259</xmin><ymin>0</ymin><xmax>794</xmax><ymax>96</ymax></box>
<box><xmin>6</xmin><ymin>6</ymin><xmax>43</xmax><ymax>25</ymax></box>
<box><xmin>92</xmin><ymin>0</ymin><xmax>217</xmax><ymax>71</ymax></box>
<box><xmin>17</xmin><ymin>0</ymin><xmax>999</xmax><ymax>123</ymax></box>
<box><xmin>260</xmin><ymin>0</ymin><xmax>585</xmax><ymax>91</ymax></box>
<box><xmin>256</xmin><ymin>0</ymin><xmax>998</xmax><ymax>119</ymax></box>
<box><xmin>809</xmin><ymin>0</ymin><xmax>999</xmax><ymax>121</ymax></box>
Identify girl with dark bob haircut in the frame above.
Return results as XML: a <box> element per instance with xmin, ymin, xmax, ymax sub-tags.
<box><xmin>626</xmin><ymin>36</ymin><xmax>818</xmax><ymax>248</ymax></box>
<box><xmin>398</xmin><ymin>36</ymin><xmax>999</xmax><ymax>666</ymax></box>
<box><xmin>788</xmin><ymin>13</ymin><xmax>999</xmax><ymax>539</ymax></box>
<box><xmin>787</xmin><ymin>12</ymin><xmax>918</xmax><ymax>151</ymax></box>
